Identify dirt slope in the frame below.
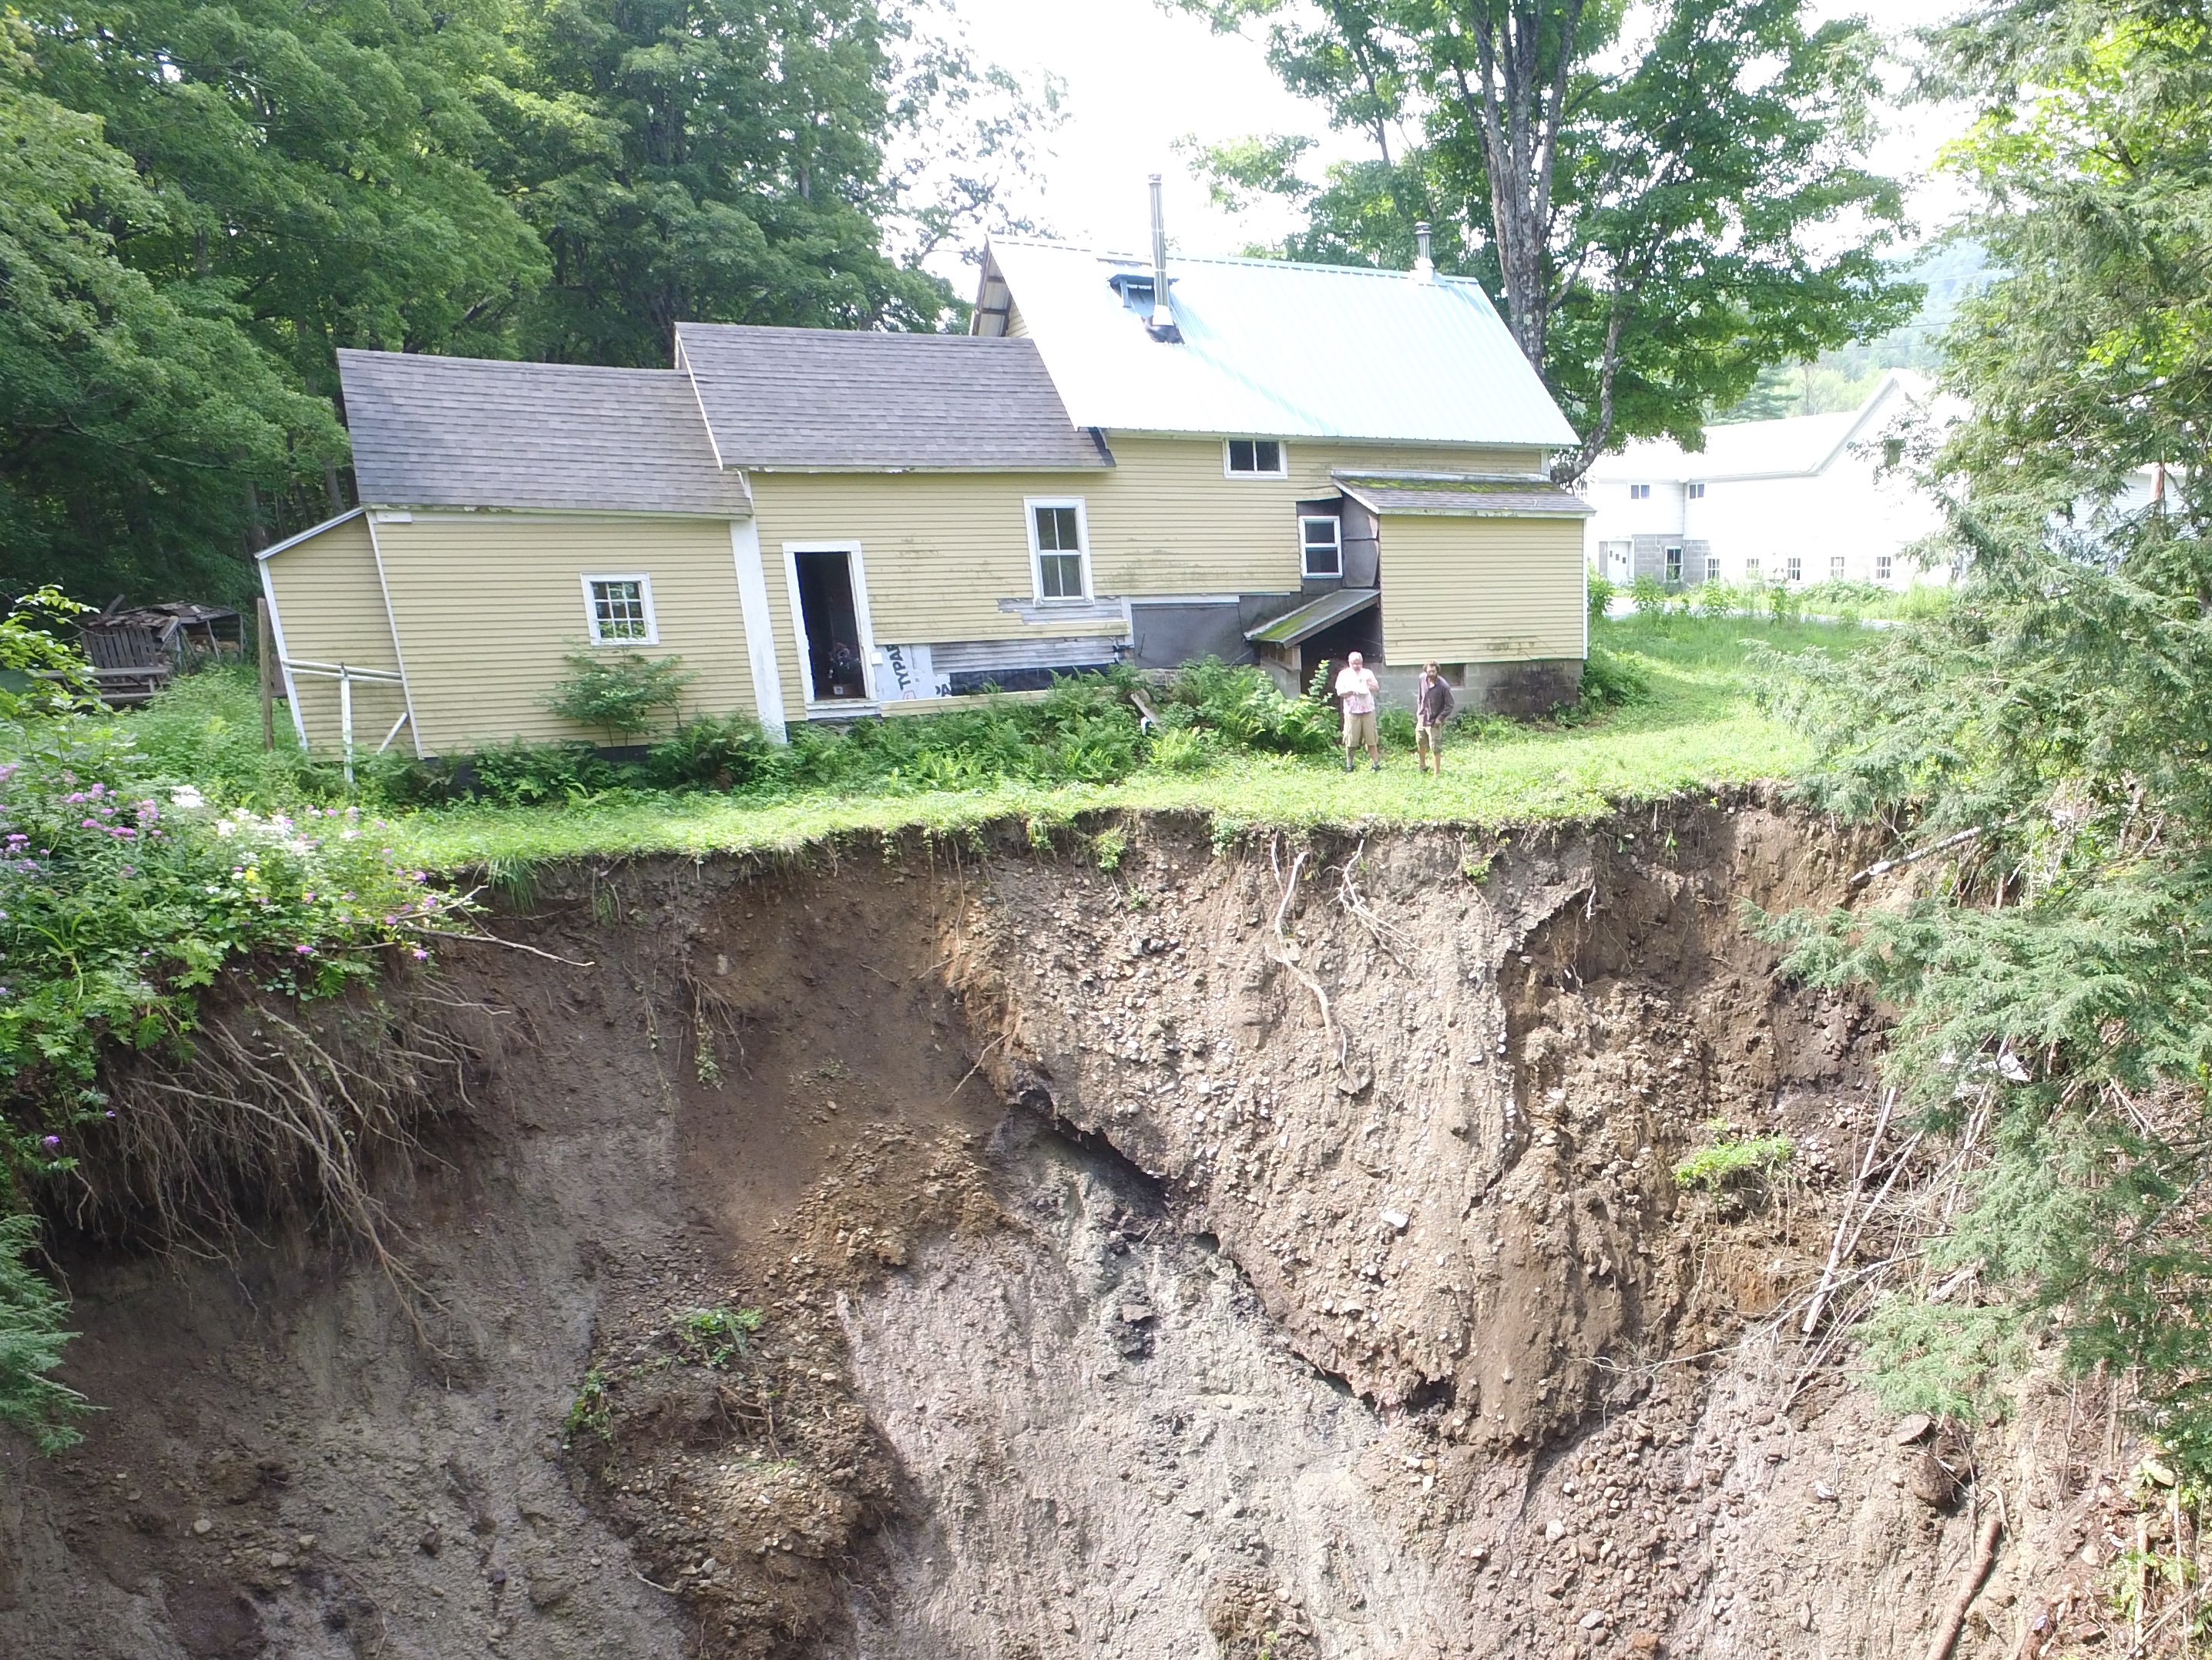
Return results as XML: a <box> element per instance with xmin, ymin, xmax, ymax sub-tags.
<box><xmin>0</xmin><ymin>799</ymin><xmax>2138</xmax><ymax>1658</ymax></box>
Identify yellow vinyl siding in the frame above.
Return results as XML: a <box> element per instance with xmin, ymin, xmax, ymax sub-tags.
<box><xmin>1378</xmin><ymin>514</ymin><xmax>1586</xmax><ymax>665</ymax></box>
<box><xmin>260</xmin><ymin>515</ymin><xmax>408</xmax><ymax>755</ymax></box>
<box><xmin>746</xmin><ymin>437</ymin><xmax>1552</xmax><ymax>656</ymax></box>
<box><xmin>370</xmin><ymin>515</ymin><xmax>754</xmax><ymax>754</ymax></box>
<box><xmin>749</xmin><ymin>472</ymin><xmax>1121</xmax><ymax>660</ymax></box>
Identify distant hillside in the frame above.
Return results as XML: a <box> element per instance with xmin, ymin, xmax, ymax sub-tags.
<box><xmin>1715</xmin><ymin>241</ymin><xmax>1989</xmax><ymax>422</ymax></box>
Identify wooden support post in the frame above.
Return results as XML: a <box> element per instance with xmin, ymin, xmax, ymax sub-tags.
<box><xmin>256</xmin><ymin>598</ymin><xmax>275</xmax><ymax>751</ymax></box>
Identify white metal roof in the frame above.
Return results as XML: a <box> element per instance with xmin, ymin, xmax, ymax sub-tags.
<box><xmin>1590</xmin><ymin>371</ymin><xmax>1932</xmax><ymax>484</ymax></box>
<box><xmin>982</xmin><ymin>238</ymin><xmax>1579</xmax><ymax>450</ymax></box>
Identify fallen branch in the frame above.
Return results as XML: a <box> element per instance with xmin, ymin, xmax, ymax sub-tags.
<box><xmin>1924</xmin><ymin>1499</ymin><xmax>2005</xmax><ymax>1660</ymax></box>
<box><xmin>420</xmin><ymin>928</ymin><xmax>595</xmax><ymax>967</ymax></box>
<box><xmin>1851</xmin><ymin>825</ymin><xmax>1985</xmax><ymax>887</ymax></box>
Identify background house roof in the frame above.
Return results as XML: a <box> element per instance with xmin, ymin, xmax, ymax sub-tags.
<box><xmin>337</xmin><ymin>350</ymin><xmax>750</xmax><ymax>515</ymax></box>
<box><xmin>1589</xmin><ymin>371</ymin><xmax>1932</xmax><ymax>484</ymax></box>
<box><xmin>979</xmin><ymin>238</ymin><xmax>1581</xmax><ymax>450</ymax></box>
<box><xmin>673</xmin><ymin>324</ymin><xmax>1112</xmax><ymax>471</ymax></box>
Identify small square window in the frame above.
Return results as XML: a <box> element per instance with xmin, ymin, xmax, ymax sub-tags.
<box><xmin>1688</xmin><ymin>481</ymin><xmax>1706</xmax><ymax>499</ymax></box>
<box><xmin>1785</xmin><ymin>555</ymin><xmax>1804</xmax><ymax>583</ymax></box>
<box><xmin>583</xmin><ymin>575</ymin><xmax>656</xmax><ymax>644</ymax></box>
<box><xmin>1029</xmin><ymin>501</ymin><xmax>1089</xmax><ymax>600</ymax></box>
<box><xmin>1300</xmin><ymin>515</ymin><xmax>1343</xmax><ymax>578</ymax></box>
<box><xmin>1629</xmin><ymin>482</ymin><xmax>1652</xmax><ymax>501</ymax></box>
<box><xmin>1227</xmin><ymin>438</ymin><xmax>1285</xmax><ymax>476</ymax></box>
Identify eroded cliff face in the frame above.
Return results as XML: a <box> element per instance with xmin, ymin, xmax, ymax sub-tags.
<box><xmin>1</xmin><ymin>801</ymin><xmax>2116</xmax><ymax>1660</ymax></box>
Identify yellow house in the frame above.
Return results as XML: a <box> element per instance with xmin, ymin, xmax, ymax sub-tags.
<box><xmin>260</xmin><ymin>226</ymin><xmax>1591</xmax><ymax>759</ymax></box>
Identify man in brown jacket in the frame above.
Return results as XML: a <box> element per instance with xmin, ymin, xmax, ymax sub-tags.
<box><xmin>1415</xmin><ymin>662</ymin><xmax>1455</xmax><ymax>775</ymax></box>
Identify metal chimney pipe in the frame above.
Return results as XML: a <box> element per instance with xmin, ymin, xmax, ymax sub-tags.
<box><xmin>1148</xmin><ymin>173</ymin><xmax>1173</xmax><ymax>335</ymax></box>
<box><xmin>1413</xmin><ymin>221</ymin><xmax>1435</xmax><ymax>283</ymax></box>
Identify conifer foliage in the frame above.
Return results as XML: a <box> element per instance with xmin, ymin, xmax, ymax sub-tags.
<box><xmin>1771</xmin><ymin>0</ymin><xmax>2212</xmax><ymax>1470</ymax></box>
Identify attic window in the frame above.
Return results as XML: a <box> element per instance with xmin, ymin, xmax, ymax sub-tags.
<box><xmin>1227</xmin><ymin>439</ymin><xmax>1285</xmax><ymax>478</ymax></box>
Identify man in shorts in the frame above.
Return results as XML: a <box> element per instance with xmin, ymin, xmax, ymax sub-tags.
<box><xmin>1334</xmin><ymin>651</ymin><xmax>1382</xmax><ymax>771</ymax></box>
<box><xmin>1415</xmin><ymin>662</ymin><xmax>1455</xmax><ymax>775</ymax></box>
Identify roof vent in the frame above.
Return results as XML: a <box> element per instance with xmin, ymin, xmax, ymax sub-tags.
<box><xmin>1413</xmin><ymin>221</ymin><xmax>1435</xmax><ymax>283</ymax></box>
<box><xmin>1146</xmin><ymin>174</ymin><xmax>1181</xmax><ymax>342</ymax></box>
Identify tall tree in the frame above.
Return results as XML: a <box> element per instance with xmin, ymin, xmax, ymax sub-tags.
<box><xmin>496</xmin><ymin>0</ymin><xmax>959</xmax><ymax>365</ymax></box>
<box><xmin>0</xmin><ymin>20</ymin><xmax>343</xmax><ymax>603</ymax></box>
<box><xmin>1771</xmin><ymin>0</ymin><xmax>2212</xmax><ymax>1476</ymax></box>
<box><xmin>1183</xmin><ymin>0</ymin><xmax>1920</xmax><ymax>477</ymax></box>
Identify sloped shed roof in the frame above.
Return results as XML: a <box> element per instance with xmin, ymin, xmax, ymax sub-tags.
<box><xmin>337</xmin><ymin>350</ymin><xmax>750</xmax><ymax>515</ymax></box>
<box><xmin>674</xmin><ymin>324</ymin><xmax>1111</xmax><ymax>471</ymax></box>
<box><xmin>1336</xmin><ymin>474</ymin><xmax>1593</xmax><ymax>518</ymax></box>
<box><xmin>981</xmin><ymin>238</ymin><xmax>1580</xmax><ymax>449</ymax></box>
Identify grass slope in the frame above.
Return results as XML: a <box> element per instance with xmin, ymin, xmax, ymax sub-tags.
<box><xmin>391</xmin><ymin>616</ymin><xmax>1855</xmax><ymax>870</ymax></box>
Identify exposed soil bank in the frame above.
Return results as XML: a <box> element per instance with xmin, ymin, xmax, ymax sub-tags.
<box><xmin>2</xmin><ymin>796</ymin><xmax>2138</xmax><ymax>1658</ymax></box>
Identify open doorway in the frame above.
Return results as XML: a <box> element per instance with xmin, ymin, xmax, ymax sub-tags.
<box><xmin>791</xmin><ymin>547</ymin><xmax>869</xmax><ymax>702</ymax></box>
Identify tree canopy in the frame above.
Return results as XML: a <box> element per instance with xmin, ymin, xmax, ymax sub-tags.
<box><xmin>0</xmin><ymin>0</ymin><xmax>1047</xmax><ymax>605</ymax></box>
<box><xmin>1180</xmin><ymin>0</ymin><xmax>1922</xmax><ymax>476</ymax></box>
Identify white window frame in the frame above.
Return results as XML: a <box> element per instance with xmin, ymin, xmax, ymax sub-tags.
<box><xmin>1664</xmin><ymin>545</ymin><xmax>1683</xmax><ymax>583</ymax></box>
<box><xmin>1300</xmin><ymin>515</ymin><xmax>1344</xmax><ymax>578</ymax></box>
<box><xmin>580</xmin><ymin>573</ymin><xmax>660</xmax><ymax>646</ymax></box>
<box><xmin>1830</xmin><ymin>554</ymin><xmax>1847</xmax><ymax>582</ymax></box>
<box><xmin>1024</xmin><ymin>497</ymin><xmax>1093</xmax><ymax>602</ymax></box>
<box><xmin>1744</xmin><ymin>556</ymin><xmax>1762</xmax><ymax>580</ymax></box>
<box><xmin>1629</xmin><ymin>482</ymin><xmax>1652</xmax><ymax>501</ymax></box>
<box><xmin>1704</xmin><ymin>555</ymin><xmax>1722</xmax><ymax>582</ymax></box>
<box><xmin>780</xmin><ymin>539</ymin><xmax>879</xmax><ymax>706</ymax></box>
<box><xmin>1223</xmin><ymin>438</ymin><xmax>1288</xmax><ymax>479</ymax></box>
<box><xmin>1688</xmin><ymin>481</ymin><xmax>1707</xmax><ymax>499</ymax></box>
<box><xmin>1785</xmin><ymin>555</ymin><xmax>1804</xmax><ymax>584</ymax></box>
<box><xmin>1875</xmin><ymin>552</ymin><xmax>1895</xmax><ymax>582</ymax></box>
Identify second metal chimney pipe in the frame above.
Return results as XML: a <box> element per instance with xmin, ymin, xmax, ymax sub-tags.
<box><xmin>1148</xmin><ymin>173</ymin><xmax>1174</xmax><ymax>337</ymax></box>
<box><xmin>1413</xmin><ymin>221</ymin><xmax>1435</xmax><ymax>282</ymax></box>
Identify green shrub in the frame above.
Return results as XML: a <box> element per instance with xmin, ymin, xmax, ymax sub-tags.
<box><xmin>1162</xmin><ymin>657</ymin><xmax>1335</xmax><ymax>756</ymax></box>
<box><xmin>1673</xmin><ymin>1124</ymin><xmax>1794</xmax><ymax>1189</ymax></box>
<box><xmin>1768</xmin><ymin>583</ymin><xmax>1804</xmax><ymax>622</ymax></box>
<box><xmin>1586</xmin><ymin>572</ymin><xmax>1616</xmax><ymax>619</ymax></box>
<box><xmin>126</xmin><ymin>664</ymin><xmax>337</xmax><ymax>808</ymax></box>
<box><xmin>1692</xmin><ymin>579</ymin><xmax>1742</xmax><ymax>619</ymax></box>
<box><xmin>1146</xmin><ymin>726</ymin><xmax>1208</xmax><ymax>773</ymax></box>
<box><xmin>0</xmin><ymin>1211</ymin><xmax>88</xmax><ymax>1452</ymax></box>
<box><xmin>468</xmin><ymin>740</ymin><xmax>622</xmax><ymax>807</ymax></box>
<box><xmin>1378</xmin><ymin>706</ymin><xmax>1418</xmax><ymax>750</ymax></box>
<box><xmin>642</xmin><ymin>715</ymin><xmax>778</xmax><ymax>791</ymax></box>
<box><xmin>547</xmin><ymin>649</ymin><xmax>696</xmax><ymax>739</ymax></box>
<box><xmin>1797</xmin><ymin>578</ymin><xmax>1885</xmax><ymax>617</ymax></box>
<box><xmin>1576</xmin><ymin>646</ymin><xmax>1652</xmax><ymax>710</ymax></box>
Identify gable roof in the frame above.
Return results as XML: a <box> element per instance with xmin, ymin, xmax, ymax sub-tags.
<box><xmin>1590</xmin><ymin>371</ymin><xmax>1931</xmax><ymax>484</ymax></box>
<box><xmin>337</xmin><ymin>350</ymin><xmax>750</xmax><ymax>515</ymax></box>
<box><xmin>978</xmin><ymin>238</ymin><xmax>1580</xmax><ymax>450</ymax></box>
<box><xmin>673</xmin><ymin>323</ymin><xmax>1111</xmax><ymax>471</ymax></box>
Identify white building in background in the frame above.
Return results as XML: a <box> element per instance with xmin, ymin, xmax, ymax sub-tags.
<box><xmin>1582</xmin><ymin>371</ymin><xmax>1948</xmax><ymax>589</ymax></box>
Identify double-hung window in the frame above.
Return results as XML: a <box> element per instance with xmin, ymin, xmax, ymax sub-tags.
<box><xmin>1875</xmin><ymin>552</ymin><xmax>1895</xmax><ymax>582</ymax></box>
<box><xmin>1785</xmin><ymin>555</ymin><xmax>1804</xmax><ymax>584</ymax></box>
<box><xmin>1664</xmin><ymin>546</ymin><xmax>1683</xmax><ymax>584</ymax></box>
<box><xmin>1225</xmin><ymin>438</ymin><xmax>1286</xmax><ymax>478</ymax></box>
<box><xmin>1027</xmin><ymin>500</ymin><xmax>1091</xmax><ymax>601</ymax></box>
<box><xmin>1744</xmin><ymin>556</ymin><xmax>1762</xmax><ymax>580</ymax></box>
<box><xmin>1300</xmin><ymin>515</ymin><xmax>1343</xmax><ymax>578</ymax></box>
<box><xmin>1704</xmin><ymin>555</ymin><xmax>1722</xmax><ymax>582</ymax></box>
<box><xmin>1830</xmin><ymin>555</ymin><xmax>1847</xmax><ymax>582</ymax></box>
<box><xmin>582</xmin><ymin>575</ymin><xmax>657</xmax><ymax>644</ymax></box>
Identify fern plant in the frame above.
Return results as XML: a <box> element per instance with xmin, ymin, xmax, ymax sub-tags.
<box><xmin>0</xmin><ymin>1212</ymin><xmax>88</xmax><ymax>1452</ymax></box>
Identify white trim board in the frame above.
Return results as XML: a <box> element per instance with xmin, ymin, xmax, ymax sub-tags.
<box><xmin>361</xmin><ymin>512</ymin><xmax>425</xmax><ymax>758</ymax></box>
<box><xmin>728</xmin><ymin>521</ymin><xmax>787</xmax><ymax>740</ymax></box>
<box><xmin>579</xmin><ymin>573</ymin><xmax>662</xmax><ymax>646</ymax></box>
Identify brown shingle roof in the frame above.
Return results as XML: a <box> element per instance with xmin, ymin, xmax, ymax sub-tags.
<box><xmin>674</xmin><ymin>324</ymin><xmax>1111</xmax><ymax>471</ymax></box>
<box><xmin>337</xmin><ymin>350</ymin><xmax>751</xmax><ymax>515</ymax></box>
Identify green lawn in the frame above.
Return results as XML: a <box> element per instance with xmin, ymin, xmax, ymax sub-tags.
<box><xmin>390</xmin><ymin>615</ymin><xmax>1863</xmax><ymax>871</ymax></box>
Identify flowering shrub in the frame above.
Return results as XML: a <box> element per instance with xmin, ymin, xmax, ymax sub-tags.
<box><xmin>0</xmin><ymin>719</ymin><xmax>475</xmax><ymax>1195</ymax></box>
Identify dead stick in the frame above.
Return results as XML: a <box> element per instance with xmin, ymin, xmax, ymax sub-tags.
<box><xmin>1924</xmin><ymin>1503</ymin><xmax>2004</xmax><ymax>1660</ymax></box>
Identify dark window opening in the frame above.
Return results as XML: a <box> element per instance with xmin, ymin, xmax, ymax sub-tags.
<box><xmin>1228</xmin><ymin>438</ymin><xmax>1284</xmax><ymax>475</ymax></box>
<box><xmin>794</xmin><ymin>549</ymin><xmax>867</xmax><ymax>701</ymax></box>
<box><xmin>1301</xmin><ymin>515</ymin><xmax>1343</xmax><ymax>578</ymax></box>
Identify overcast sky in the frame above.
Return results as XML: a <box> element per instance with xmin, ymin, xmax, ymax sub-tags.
<box><xmin>931</xmin><ymin>0</ymin><xmax>1972</xmax><ymax>286</ymax></box>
